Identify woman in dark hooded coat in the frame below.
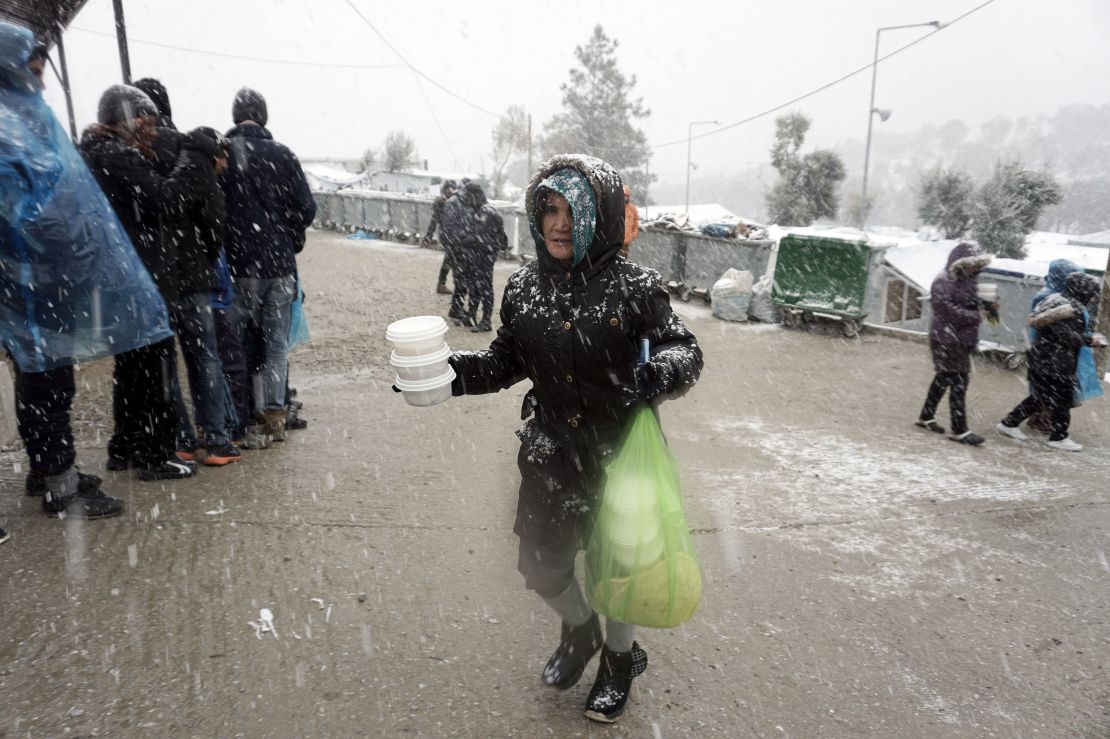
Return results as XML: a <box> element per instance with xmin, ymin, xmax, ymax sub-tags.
<box><xmin>997</xmin><ymin>272</ymin><xmax>1100</xmax><ymax>451</ymax></box>
<box><xmin>916</xmin><ymin>242</ymin><xmax>993</xmax><ymax>445</ymax></box>
<box><xmin>446</xmin><ymin>155</ymin><xmax>703</xmax><ymax>722</ymax></box>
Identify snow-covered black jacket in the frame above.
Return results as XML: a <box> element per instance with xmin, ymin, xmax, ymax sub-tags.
<box><xmin>1026</xmin><ymin>273</ymin><xmax>1099</xmax><ymax>391</ymax></box>
<box><xmin>80</xmin><ymin>125</ymin><xmax>181</xmax><ymax>301</ymax></box>
<box><xmin>163</xmin><ymin>132</ymin><xmax>225</xmax><ymax>298</ymax></box>
<box><xmin>442</xmin><ymin>182</ymin><xmax>507</xmax><ymax>269</ymax></box>
<box><xmin>221</xmin><ymin>123</ymin><xmax>315</xmax><ymax>279</ymax></box>
<box><xmin>450</xmin><ymin>154</ymin><xmax>703</xmax><ymax>450</ymax></box>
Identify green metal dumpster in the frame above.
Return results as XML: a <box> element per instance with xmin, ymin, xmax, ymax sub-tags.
<box><xmin>771</xmin><ymin>234</ymin><xmax>878</xmax><ymax>337</ymax></box>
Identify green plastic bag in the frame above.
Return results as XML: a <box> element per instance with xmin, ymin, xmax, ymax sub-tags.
<box><xmin>585</xmin><ymin>405</ymin><xmax>702</xmax><ymax>628</ymax></box>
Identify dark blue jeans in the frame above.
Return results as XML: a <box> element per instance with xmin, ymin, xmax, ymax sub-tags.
<box><xmin>171</xmin><ymin>291</ymin><xmax>232</xmax><ymax>448</ymax></box>
<box><xmin>232</xmin><ymin>275</ymin><xmax>295</xmax><ymax>412</ymax></box>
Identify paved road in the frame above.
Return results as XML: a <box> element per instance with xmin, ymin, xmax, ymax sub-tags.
<box><xmin>1</xmin><ymin>231</ymin><xmax>1108</xmax><ymax>737</ymax></box>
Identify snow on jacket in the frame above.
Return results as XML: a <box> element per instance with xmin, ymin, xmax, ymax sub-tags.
<box><xmin>163</xmin><ymin>132</ymin><xmax>225</xmax><ymax>298</ymax></box>
<box><xmin>443</xmin><ymin>181</ymin><xmax>507</xmax><ymax>269</ymax></box>
<box><xmin>449</xmin><ymin>154</ymin><xmax>703</xmax><ymax>451</ymax></box>
<box><xmin>1026</xmin><ymin>273</ymin><xmax>1099</xmax><ymax>390</ymax></box>
<box><xmin>80</xmin><ymin>125</ymin><xmax>183</xmax><ymax>301</ymax></box>
<box><xmin>928</xmin><ymin>242</ymin><xmax>990</xmax><ymax>347</ymax></box>
<box><xmin>0</xmin><ymin>20</ymin><xmax>170</xmax><ymax>371</ymax></box>
<box><xmin>221</xmin><ymin>123</ymin><xmax>315</xmax><ymax>279</ymax></box>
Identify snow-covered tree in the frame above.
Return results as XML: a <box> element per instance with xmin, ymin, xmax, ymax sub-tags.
<box><xmin>765</xmin><ymin>112</ymin><xmax>845</xmax><ymax>225</ymax></box>
<box><xmin>542</xmin><ymin>25</ymin><xmax>653</xmax><ymax>194</ymax></box>
<box><xmin>489</xmin><ymin>105</ymin><xmax>530</xmax><ymax>200</ymax></box>
<box><xmin>973</xmin><ymin>161</ymin><xmax>1062</xmax><ymax>259</ymax></box>
<box><xmin>383</xmin><ymin>130</ymin><xmax>418</xmax><ymax>173</ymax></box>
<box><xmin>917</xmin><ymin>167</ymin><xmax>975</xmax><ymax>238</ymax></box>
<box><xmin>360</xmin><ymin>146</ymin><xmax>377</xmax><ymax>173</ymax></box>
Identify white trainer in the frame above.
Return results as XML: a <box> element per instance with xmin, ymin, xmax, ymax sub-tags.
<box><xmin>1046</xmin><ymin>437</ymin><xmax>1082</xmax><ymax>452</ymax></box>
<box><xmin>996</xmin><ymin>423</ymin><xmax>1028</xmax><ymax>441</ymax></box>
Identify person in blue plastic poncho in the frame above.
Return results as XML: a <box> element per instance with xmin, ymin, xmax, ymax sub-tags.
<box><xmin>0</xmin><ymin>21</ymin><xmax>173</xmax><ymax>523</ymax></box>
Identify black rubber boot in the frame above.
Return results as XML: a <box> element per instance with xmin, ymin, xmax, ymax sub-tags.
<box><xmin>41</xmin><ymin>469</ymin><xmax>124</xmax><ymax>520</ymax></box>
<box><xmin>26</xmin><ymin>469</ymin><xmax>102</xmax><ymax>497</ymax></box>
<box><xmin>584</xmin><ymin>642</ymin><xmax>648</xmax><ymax>723</ymax></box>
<box><xmin>542</xmin><ymin>614</ymin><xmax>603</xmax><ymax>690</ymax></box>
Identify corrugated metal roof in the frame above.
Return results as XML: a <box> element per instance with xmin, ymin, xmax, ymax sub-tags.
<box><xmin>0</xmin><ymin>0</ymin><xmax>90</xmax><ymax>43</ymax></box>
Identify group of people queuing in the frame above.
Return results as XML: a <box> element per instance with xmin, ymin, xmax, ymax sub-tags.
<box><xmin>423</xmin><ymin>178</ymin><xmax>641</xmax><ymax>332</ymax></box>
<box><xmin>918</xmin><ymin>243</ymin><xmax>1102</xmax><ymax>451</ymax></box>
<box><xmin>0</xmin><ymin>21</ymin><xmax>315</xmax><ymax>543</ymax></box>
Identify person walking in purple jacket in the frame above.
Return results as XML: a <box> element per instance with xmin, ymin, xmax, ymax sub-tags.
<box><xmin>916</xmin><ymin>242</ymin><xmax>995</xmax><ymax>445</ymax></box>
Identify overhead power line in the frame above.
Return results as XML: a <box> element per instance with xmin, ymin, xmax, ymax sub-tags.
<box><xmin>69</xmin><ymin>25</ymin><xmax>408</xmax><ymax>69</ymax></box>
<box><xmin>342</xmin><ymin>0</ymin><xmax>502</xmax><ymax>119</ymax></box>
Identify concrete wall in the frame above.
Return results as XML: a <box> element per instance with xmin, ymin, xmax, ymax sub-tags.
<box><xmin>314</xmin><ymin>191</ymin><xmax>773</xmax><ymax>286</ymax></box>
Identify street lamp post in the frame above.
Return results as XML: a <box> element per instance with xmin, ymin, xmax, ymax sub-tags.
<box><xmin>685</xmin><ymin>120</ymin><xmax>719</xmax><ymax>218</ymax></box>
<box><xmin>859</xmin><ymin>20</ymin><xmax>940</xmax><ymax>229</ymax></box>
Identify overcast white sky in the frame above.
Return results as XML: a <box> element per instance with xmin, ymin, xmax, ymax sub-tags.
<box><xmin>43</xmin><ymin>0</ymin><xmax>1110</xmax><ymax>188</ymax></box>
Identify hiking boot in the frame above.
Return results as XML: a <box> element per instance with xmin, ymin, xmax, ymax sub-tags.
<box><xmin>584</xmin><ymin>642</ymin><xmax>648</xmax><ymax>723</ymax></box>
<box><xmin>915</xmin><ymin>418</ymin><xmax>945</xmax><ymax>434</ymax></box>
<box><xmin>1046</xmin><ymin>437</ymin><xmax>1082</xmax><ymax>452</ymax></box>
<box><xmin>542</xmin><ymin>614</ymin><xmax>603</xmax><ymax>690</ymax></box>
<box><xmin>436</xmin><ymin>283</ymin><xmax>452</xmax><ymax>295</ymax></box>
<box><xmin>0</xmin><ymin>527</ymin><xmax>9</xmax><ymax>545</ymax></box>
<box><xmin>264</xmin><ymin>410</ymin><xmax>287</xmax><ymax>442</ymax></box>
<box><xmin>239</xmin><ymin>426</ymin><xmax>272</xmax><ymax>450</ymax></box>
<box><xmin>471</xmin><ymin>318</ymin><xmax>493</xmax><ymax>333</ymax></box>
<box><xmin>42</xmin><ymin>469</ymin><xmax>124</xmax><ymax>519</ymax></box>
<box><xmin>106</xmin><ymin>452</ymin><xmax>133</xmax><ymax>471</ymax></box>
<box><xmin>949</xmin><ymin>431</ymin><xmax>985</xmax><ymax>446</ymax></box>
<box><xmin>26</xmin><ymin>469</ymin><xmax>102</xmax><ymax>497</ymax></box>
<box><xmin>138</xmin><ymin>457</ymin><xmax>197</xmax><ymax>481</ymax></box>
<box><xmin>204</xmin><ymin>444</ymin><xmax>242</xmax><ymax>466</ymax></box>
<box><xmin>996</xmin><ymin>422</ymin><xmax>1029</xmax><ymax>441</ymax></box>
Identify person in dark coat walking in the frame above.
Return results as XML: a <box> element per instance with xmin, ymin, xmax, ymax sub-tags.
<box><xmin>452</xmin><ymin>181</ymin><xmax>506</xmax><ymax>332</ymax></box>
<box><xmin>445</xmin><ymin>154</ymin><xmax>703</xmax><ymax>722</ymax></box>
<box><xmin>439</xmin><ymin>188</ymin><xmax>472</xmax><ymax>325</ymax></box>
<box><xmin>132</xmin><ymin>77</ymin><xmax>184</xmax><ymax>177</ymax></box>
<box><xmin>997</xmin><ymin>272</ymin><xmax>1101</xmax><ymax>451</ymax></box>
<box><xmin>916</xmin><ymin>241</ymin><xmax>993</xmax><ymax>445</ymax></box>
<box><xmin>79</xmin><ymin>84</ymin><xmax>196</xmax><ymax>480</ymax></box>
<box><xmin>162</xmin><ymin>126</ymin><xmax>241</xmax><ymax>465</ymax></box>
<box><xmin>422</xmin><ymin>179</ymin><xmax>458</xmax><ymax>294</ymax></box>
<box><xmin>222</xmin><ymin>87</ymin><xmax>316</xmax><ymax>442</ymax></box>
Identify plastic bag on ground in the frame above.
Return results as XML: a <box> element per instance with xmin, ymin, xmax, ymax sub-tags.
<box><xmin>585</xmin><ymin>405</ymin><xmax>701</xmax><ymax>628</ymax></box>
<box><xmin>710</xmin><ymin>268</ymin><xmax>753</xmax><ymax>323</ymax></box>
<box><xmin>748</xmin><ymin>273</ymin><xmax>779</xmax><ymax>323</ymax></box>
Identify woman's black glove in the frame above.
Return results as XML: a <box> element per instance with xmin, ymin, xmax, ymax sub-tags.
<box><xmin>634</xmin><ymin>360</ymin><xmax>676</xmax><ymax>403</ymax></box>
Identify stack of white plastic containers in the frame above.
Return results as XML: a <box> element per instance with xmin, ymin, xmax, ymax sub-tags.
<box><xmin>604</xmin><ymin>472</ymin><xmax>665</xmax><ymax>571</ymax></box>
<box><xmin>386</xmin><ymin>316</ymin><xmax>455</xmax><ymax>406</ymax></box>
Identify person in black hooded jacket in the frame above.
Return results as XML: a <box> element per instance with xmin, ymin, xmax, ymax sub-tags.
<box><xmin>998</xmin><ymin>272</ymin><xmax>1101</xmax><ymax>451</ymax></box>
<box><xmin>162</xmin><ymin>126</ymin><xmax>241</xmax><ymax>465</ymax></box>
<box><xmin>221</xmin><ymin>87</ymin><xmax>316</xmax><ymax>441</ymax></box>
<box><xmin>79</xmin><ymin>84</ymin><xmax>196</xmax><ymax>481</ymax></box>
<box><xmin>445</xmin><ymin>180</ymin><xmax>506</xmax><ymax>332</ymax></box>
<box><xmin>133</xmin><ymin>77</ymin><xmax>184</xmax><ymax>177</ymax></box>
<box><xmin>446</xmin><ymin>154</ymin><xmax>703</xmax><ymax>723</ymax></box>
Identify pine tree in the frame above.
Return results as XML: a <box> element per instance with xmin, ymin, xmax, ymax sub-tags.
<box><xmin>383</xmin><ymin>130</ymin><xmax>418</xmax><ymax>173</ymax></box>
<box><xmin>542</xmin><ymin>25</ymin><xmax>653</xmax><ymax>195</ymax></box>
<box><xmin>765</xmin><ymin>112</ymin><xmax>845</xmax><ymax>225</ymax></box>
<box><xmin>917</xmin><ymin>166</ymin><xmax>974</xmax><ymax>238</ymax></box>
<box><xmin>973</xmin><ymin>161</ymin><xmax>1062</xmax><ymax>259</ymax></box>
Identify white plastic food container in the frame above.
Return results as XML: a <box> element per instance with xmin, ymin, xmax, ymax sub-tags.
<box><xmin>390</xmin><ymin>344</ymin><xmax>452</xmax><ymax>382</ymax></box>
<box><xmin>394</xmin><ymin>367</ymin><xmax>455</xmax><ymax>407</ymax></box>
<box><xmin>977</xmin><ymin>282</ymin><xmax>998</xmax><ymax>300</ymax></box>
<box><xmin>386</xmin><ymin>316</ymin><xmax>449</xmax><ymax>357</ymax></box>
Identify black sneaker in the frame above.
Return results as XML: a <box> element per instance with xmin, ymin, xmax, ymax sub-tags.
<box><xmin>915</xmin><ymin>419</ymin><xmax>945</xmax><ymax>434</ymax></box>
<box><xmin>471</xmin><ymin>319</ymin><xmax>493</xmax><ymax>333</ymax></box>
<box><xmin>542</xmin><ymin>614</ymin><xmax>603</xmax><ymax>690</ymax></box>
<box><xmin>0</xmin><ymin>527</ymin><xmax>9</xmax><ymax>544</ymax></box>
<box><xmin>26</xmin><ymin>469</ymin><xmax>103</xmax><ymax>497</ymax></box>
<box><xmin>42</xmin><ymin>487</ymin><xmax>125</xmax><ymax>519</ymax></box>
<box><xmin>949</xmin><ymin>431</ymin><xmax>985</xmax><ymax>446</ymax></box>
<box><xmin>285</xmin><ymin>414</ymin><xmax>308</xmax><ymax>431</ymax></box>
<box><xmin>138</xmin><ymin>458</ymin><xmax>197</xmax><ymax>481</ymax></box>
<box><xmin>584</xmin><ymin>642</ymin><xmax>649</xmax><ymax>723</ymax></box>
<box><xmin>203</xmin><ymin>444</ymin><xmax>242</xmax><ymax>467</ymax></box>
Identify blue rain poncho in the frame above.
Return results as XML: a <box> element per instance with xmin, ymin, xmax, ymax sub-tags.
<box><xmin>0</xmin><ymin>21</ymin><xmax>171</xmax><ymax>372</ymax></box>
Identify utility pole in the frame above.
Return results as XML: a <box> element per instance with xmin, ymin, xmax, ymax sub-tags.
<box><xmin>112</xmin><ymin>0</ymin><xmax>131</xmax><ymax>84</ymax></box>
<box><xmin>526</xmin><ymin>113</ymin><xmax>533</xmax><ymax>180</ymax></box>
